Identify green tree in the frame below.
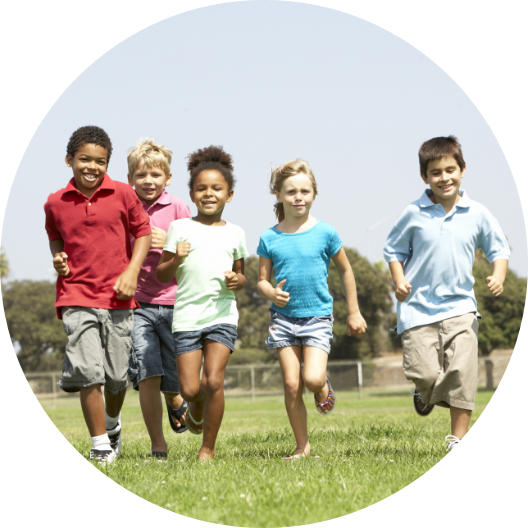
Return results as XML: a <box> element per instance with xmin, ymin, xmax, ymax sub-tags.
<box><xmin>472</xmin><ymin>250</ymin><xmax>526</xmax><ymax>389</ymax></box>
<box><xmin>0</xmin><ymin>246</ymin><xmax>8</xmax><ymax>281</ymax></box>
<box><xmin>3</xmin><ymin>280</ymin><xmax>66</xmax><ymax>372</ymax></box>
<box><xmin>328</xmin><ymin>249</ymin><xmax>393</xmax><ymax>359</ymax></box>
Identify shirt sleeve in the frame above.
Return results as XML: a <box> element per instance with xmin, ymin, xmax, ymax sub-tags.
<box><xmin>176</xmin><ymin>199</ymin><xmax>192</xmax><ymax>220</ymax></box>
<box><xmin>164</xmin><ymin>221</ymin><xmax>180</xmax><ymax>253</ymax></box>
<box><xmin>128</xmin><ymin>192</ymin><xmax>152</xmax><ymax>239</ymax></box>
<box><xmin>234</xmin><ymin>228</ymin><xmax>249</xmax><ymax>260</ymax></box>
<box><xmin>327</xmin><ymin>226</ymin><xmax>343</xmax><ymax>257</ymax></box>
<box><xmin>384</xmin><ymin>224</ymin><xmax>411</xmax><ymax>263</ymax></box>
<box><xmin>479</xmin><ymin>212</ymin><xmax>510</xmax><ymax>262</ymax></box>
<box><xmin>44</xmin><ymin>199</ymin><xmax>62</xmax><ymax>241</ymax></box>
<box><xmin>256</xmin><ymin>232</ymin><xmax>271</xmax><ymax>260</ymax></box>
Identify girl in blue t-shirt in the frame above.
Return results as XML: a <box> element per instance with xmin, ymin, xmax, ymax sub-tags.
<box><xmin>257</xmin><ymin>159</ymin><xmax>367</xmax><ymax>460</ymax></box>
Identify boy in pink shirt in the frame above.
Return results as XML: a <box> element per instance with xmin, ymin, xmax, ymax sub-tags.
<box><xmin>126</xmin><ymin>138</ymin><xmax>191</xmax><ymax>458</ymax></box>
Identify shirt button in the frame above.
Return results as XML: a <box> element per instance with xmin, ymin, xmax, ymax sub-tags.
<box><xmin>88</xmin><ymin>202</ymin><xmax>91</xmax><ymax>206</ymax></box>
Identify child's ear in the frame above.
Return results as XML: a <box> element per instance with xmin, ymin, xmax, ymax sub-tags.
<box><xmin>65</xmin><ymin>154</ymin><xmax>72</xmax><ymax>167</ymax></box>
<box><xmin>165</xmin><ymin>172</ymin><xmax>173</xmax><ymax>187</ymax></box>
<box><xmin>420</xmin><ymin>173</ymin><xmax>429</xmax><ymax>185</ymax></box>
<box><xmin>189</xmin><ymin>189</ymin><xmax>196</xmax><ymax>204</ymax></box>
<box><xmin>460</xmin><ymin>165</ymin><xmax>466</xmax><ymax>178</ymax></box>
<box><xmin>226</xmin><ymin>189</ymin><xmax>234</xmax><ymax>203</ymax></box>
<box><xmin>274</xmin><ymin>191</ymin><xmax>282</xmax><ymax>203</ymax></box>
<box><xmin>127</xmin><ymin>173</ymin><xmax>134</xmax><ymax>186</ymax></box>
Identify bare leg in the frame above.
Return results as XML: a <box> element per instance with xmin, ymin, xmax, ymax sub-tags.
<box><xmin>451</xmin><ymin>407</ymin><xmax>472</xmax><ymax>439</ymax></box>
<box><xmin>138</xmin><ymin>376</ymin><xmax>167</xmax><ymax>453</ymax></box>
<box><xmin>104</xmin><ymin>387</ymin><xmax>127</xmax><ymax>418</ymax></box>
<box><xmin>80</xmin><ymin>385</ymin><xmax>106</xmax><ymax>437</ymax></box>
<box><xmin>198</xmin><ymin>340</ymin><xmax>232</xmax><ymax>461</ymax></box>
<box><xmin>303</xmin><ymin>346</ymin><xmax>334</xmax><ymax>414</ymax></box>
<box><xmin>177</xmin><ymin>349</ymin><xmax>205</xmax><ymax>434</ymax></box>
<box><xmin>278</xmin><ymin>346</ymin><xmax>310</xmax><ymax>457</ymax></box>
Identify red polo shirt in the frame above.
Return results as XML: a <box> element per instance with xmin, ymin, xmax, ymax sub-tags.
<box><xmin>44</xmin><ymin>175</ymin><xmax>152</xmax><ymax>318</ymax></box>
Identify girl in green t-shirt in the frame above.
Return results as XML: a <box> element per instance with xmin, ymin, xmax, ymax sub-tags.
<box><xmin>157</xmin><ymin>146</ymin><xmax>248</xmax><ymax>461</ymax></box>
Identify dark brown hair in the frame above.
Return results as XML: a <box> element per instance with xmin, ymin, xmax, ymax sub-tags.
<box><xmin>419</xmin><ymin>135</ymin><xmax>466</xmax><ymax>176</ymax></box>
<box><xmin>186</xmin><ymin>145</ymin><xmax>235</xmax><ymax>190</ymax></box>
<box><xmin>66</xmin><ymin>125</ymin><xmax>113</xmax><ymax>162</ymax></box>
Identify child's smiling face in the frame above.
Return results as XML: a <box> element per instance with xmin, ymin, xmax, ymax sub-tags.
<box><xmin>190</xmin><ymin>169</ymin><xmax>233</xmax><ymax>217</ymax></box>
<box><xmin>128</xmin><ymin>159</ymin><xmax>172</xmax><ymax>206</ymax></box>
<box><xmin>421</xmin><ymin>156</ymin><xmax>465</xmax><ymax>206</ymax></box>
<box><xmin>65</xmin><ymin>143</ymin><xmax>108</xmax><ymax>197</ymax></box>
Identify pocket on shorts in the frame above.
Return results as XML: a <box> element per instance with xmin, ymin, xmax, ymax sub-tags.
<box><xmin>61</xmin><ymin>307</ymin><xmax>82</xmax><ymax>335</ymax></box>
<box><xmin>313</xmin><ymin>315</ymin><xmax>334</xmax><ymax>325</ymax></box>
<box><xmin>110</xmin><ymin>309</ymin><xmax>134</xmax><ymax>337</ymax></box>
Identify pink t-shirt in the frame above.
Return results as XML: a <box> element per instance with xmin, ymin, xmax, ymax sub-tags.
<box><xmin>132</xmin><ymin>190</ymin><xmax>191</xmax><ymax>305</ymax></box>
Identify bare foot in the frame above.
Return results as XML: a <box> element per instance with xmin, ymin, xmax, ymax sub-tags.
<box><xmin>198</xmin><ymin>446</ymin><xmax>214</xmax><ymax>461</ymax></box>
<box><xmin>284</xmin><ymin>444</ymin><xmax>310</xmax><ymax>461</ymax></box>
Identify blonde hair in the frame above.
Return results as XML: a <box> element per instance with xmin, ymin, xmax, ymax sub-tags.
<box><xmin>127</xmin><ymin>137</ymin><xmax>173</xmax><ymax>176</ymax></box>
<box><xmin>269</xmin><ymin>159</ymin><xmax>318</xmax><ymax>222</ymax></box>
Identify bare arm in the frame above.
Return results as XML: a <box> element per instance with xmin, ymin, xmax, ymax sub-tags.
<box><xmin>225</xmin><ymin>259</ymin><xmax>247</xmax><ymax>291</ymax></box>
<box><xmin>113</xmin><ymin>233</ymin><xmax>152</xmax><ymax>300</ymax></box>
<box><xmin>331</xmin><ymin>247</ymin><xmax>367</xmax><ymax>336</ymax></box>
<box><xmin>156</xmin><ymin>240</ymin><xmax>190</xmax><ymax>283</ymax></box>
<box><xmin>388</xmin><ymin>261</ymin><xmax>412</xmax><ymax>302</ymax></box>
<box><xmin>257</xmin><ymin>256</ymin><xmax>290</xmax><ymax>307</ymax></box>
<box><xmin>49</xmin><ymin>239</ymin><xmax>70</xmax><ymax>276</ymax></box>
<box><xmin>487</xmin><ymin>259</ymin><xmax>508</xmax><ymax>296</ymax></box>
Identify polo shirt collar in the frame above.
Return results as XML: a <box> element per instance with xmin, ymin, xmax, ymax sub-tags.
<box><xmin>418</xmin><ymin>188</ymin><xmax>470</xmax><ymax>209</ymax></box>
<box><xmin>64</xmin><ymin>174</ymin><xmax>115</xmax><ymax>196</ymax></box>
<box><xmin>138</xmin><ymin>190</ymin><xmax>172</xmax><ymax>208</ymax></box>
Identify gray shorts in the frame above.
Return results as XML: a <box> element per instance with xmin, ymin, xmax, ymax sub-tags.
<box><xmin>401</xmin><ymin>312</ymin><xmax>479</xmax><ymax>411</ymax></box>
<box><xmin>266</xmin><ymin>309</ymin><xmax>334</xmax><ymax>354</ymax></box>
<box><xmin>58</xmin><ymin>306</ymin><xmax>134</xmax><ymax>395</ymax></box>
<box><xmin>173</xmin><ymin>324</ymin><xmax>238</xmax><ymax>355</ymax></box>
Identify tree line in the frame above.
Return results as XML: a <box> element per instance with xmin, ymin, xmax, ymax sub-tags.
<box><xmin>1</xmin><ymin>246</ymin><xmax>525</xmax><ymax>378</ymax></box>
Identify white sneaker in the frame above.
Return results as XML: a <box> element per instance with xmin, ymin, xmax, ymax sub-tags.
<box><xmin>445</xmin><ymin>435</ymin><xmax>460</xmax><ymax>452</ymax></box>
<box><xmin>107</xmin><ymin>419</ymin><xmax>122</xmax><ymax>457</ymax></box>
<box><xmin>90</xmin><ymin>448</ymin><xmax>117</xmax><ymax>465</ymax></box>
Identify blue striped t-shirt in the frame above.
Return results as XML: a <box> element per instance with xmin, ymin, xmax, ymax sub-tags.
<box><xmin>257</xmin><ymin>220</ymin><xmax>342</xmax><ymax>317</ymax></box>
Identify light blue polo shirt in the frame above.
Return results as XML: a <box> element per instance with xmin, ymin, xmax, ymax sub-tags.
<box><xmin>383</xmin><ymin>189</ymin><xmax>510</xmax><ymax>334</ymax></box>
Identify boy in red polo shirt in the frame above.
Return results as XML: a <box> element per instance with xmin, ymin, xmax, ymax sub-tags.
<box><xmin>44</xmin><ymin>126</ymin><xmax>152</xmax><ymax>464</ymax></box>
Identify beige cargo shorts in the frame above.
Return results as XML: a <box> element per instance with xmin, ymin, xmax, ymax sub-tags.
<box><xmin>58</xmin><ymin>306</ymin><xmax>134</xmax><ymax>395</ymax></box>
<box><xmin>401</xmin><ymin>312</ymin><xmax>479</xmax><ymax>411</ymax></box>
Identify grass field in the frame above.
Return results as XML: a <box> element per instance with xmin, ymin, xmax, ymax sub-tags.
<box><xmin>41</xmin><ymin>389</ymin><xmax>493</xmax><ymax>527</ymax></box>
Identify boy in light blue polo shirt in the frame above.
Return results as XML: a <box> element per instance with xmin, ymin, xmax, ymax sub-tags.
<box><xmin>384</xmin><ymin>136</ymin><xmax>509</xmax><ymax>452</ymax></box>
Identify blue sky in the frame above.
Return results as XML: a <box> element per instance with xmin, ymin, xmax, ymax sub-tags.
<box><xmin>3</xmin><ymin>1</ymin><xmax>525</xmax><ymax>278</ymax></box>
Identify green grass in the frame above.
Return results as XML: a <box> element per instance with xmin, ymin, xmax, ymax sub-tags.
<box><xmin>41</xmin><ymin>390</ymin><xmax>493</xmax><ymax>527</ymax></box>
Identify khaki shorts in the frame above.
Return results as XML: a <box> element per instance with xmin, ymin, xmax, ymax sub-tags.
<box><xmin>401</xmin><ymin>312</ymin><xmax>479</xmax><ymax>411</ymax></box>
<box><xmin>58</xmin><ymin>307</ymin><xmax>134</xmax><ymax>395</ymax></box>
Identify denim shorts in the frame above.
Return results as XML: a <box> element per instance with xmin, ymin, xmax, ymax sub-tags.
<box><xmin>59</xmin><ymin>306</ymin><xmax>134</xmax><ymax>395</ymax></box>
<box><xmin>127</xmin><ymin>303</ymin><xmax>180</xmax><ymax>393</ymax></box>
<box><xmin>173</xmin><ymin>324</ymin><xmax>238</xmax><ymax>355</ymax></box>
<box><xmin>266</xmin><ymin>309</ymin><xmax>334</xmax><ymax>354</ymax></box>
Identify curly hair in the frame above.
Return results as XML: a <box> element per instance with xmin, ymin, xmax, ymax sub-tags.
<box><xmin>66</xmin><ymin>126</ymin><xmax>113</xmax><ymax>162</ymax></box>
<box><xmin>270</xmin><ymin>159</ymin><xmax>318</xmax><ymax>222</ymax></box>
<box><xmin>419</xmin><ymin>135</ymin><xmax>465</xmax><ymax>176</ymax></box>
<box><xmin>127</xmin><ymin>137</ymin><xmax>172</xmax><ymax>176</ymax></box>
<box><xmin>186</xmin><ymin>145</ymin><xmax>236</xmax><ymax>190</ymax></box>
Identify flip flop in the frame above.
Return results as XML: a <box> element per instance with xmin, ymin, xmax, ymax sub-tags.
<box><xmin>149</xmin><ymin>451</ymin><xmax>168</xmax><ymax>459</ymax></box>
<box><xmin>314</xmin><ymin>377</ymin><xmax>336</xmax><ymax>415</ymax></box>
<box><xmin>187</xmin><ymin>408</ymin><xmax>204</xmax><ymax>435</ymax></box>
<box><xmin>166</xmin><ymin>399</ymin><xmax>189</xmax><ymax>434</ymax></box>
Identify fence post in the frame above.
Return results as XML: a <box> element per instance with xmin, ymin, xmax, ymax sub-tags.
<box><xmin>250</xmin><ymin>365</ymin><xmax>255</xmax><ymax>403</ymax></box>
<box><xmin>51</xmin><ymin>372</ymin><xmax>57</xmax><ymax>410</ymax></box>
<box><xmin>357</xmin><ymin>361</ymin><xmax>363</xmax><ymax>400</ymax></box>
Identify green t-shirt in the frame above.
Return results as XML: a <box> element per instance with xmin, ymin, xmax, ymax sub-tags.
<box><xmin>164</xmin><ymin>218</ymin><xmax>249</xmax><ymax>332</ymax></box>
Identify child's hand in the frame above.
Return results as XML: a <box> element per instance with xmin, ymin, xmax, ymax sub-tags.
<box><xmin>176</xmin><ymin>241</ymin><xmax>190</xmax><ymax>263</ymax></box>
<box><xmin>395</xmin><ymin>280</ymin><xmax>412</xmax><ymax>302</ymax></box>
<box><xmin>486</xmin><ymin>275</ymin><xmax>504</xmax><ymax>297</ymax></box>
<box><xmin>224</xmin><ymin>271</ymin><xmax>238</xmax><ymax>290</ymax></box>
<box><xmin>53</xmin><ymin>252</ymin><xmax>70</xmax><ymax>276</ymax></box>
<box><xmin>151</xmin><ymin>227</ymin><xmax>167</xmax><ymax>249</ymax></box>
<box><xmin>273</xmin><ymin>279</ymin><xmax>290</xmax><ymax>308</ymax></box>
<box><xmin>347</xmin><ymin>312</ymin><xmax>367</xmax><ymax>336</ymax></box>
<box><xmin>113</xmin><ymin>268</ymin><xmax>138</xmax><ymax>300</ymax></box>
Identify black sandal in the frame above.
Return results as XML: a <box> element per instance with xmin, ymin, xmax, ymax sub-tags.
<box><xmin>166</xmin><ymin>399</ymin><xmax>189</xmax><ymax>433</ymax></box>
